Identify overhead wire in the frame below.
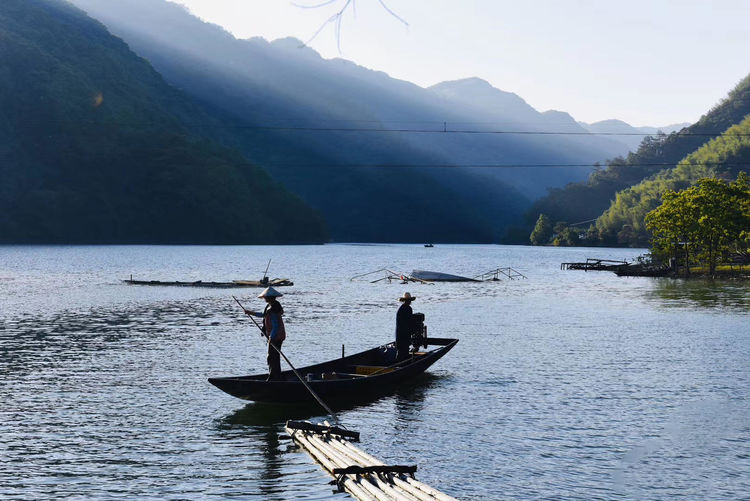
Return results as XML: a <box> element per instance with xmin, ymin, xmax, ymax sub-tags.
<box><xmin>25</xmin><ymin>117</ymin><xmax>750</xmax><ymax>168</ymax></box>
<box><xmin>259</xmin><ymin>162</ymin><xmax>750</xmax><ymax>169</ymax></box>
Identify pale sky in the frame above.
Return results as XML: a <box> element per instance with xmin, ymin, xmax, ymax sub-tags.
<box><xmin>173</xmin><ymin>0</ymin><xmax>749</xmax><ymax>126</ymax></box>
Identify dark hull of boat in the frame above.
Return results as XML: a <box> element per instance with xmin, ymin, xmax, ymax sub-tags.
<box><xmin>208</xmin><ymin>338</ymin><xmax>458</xmax><ymax>404</ymax></box>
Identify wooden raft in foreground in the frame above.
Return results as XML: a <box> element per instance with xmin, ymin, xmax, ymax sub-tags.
<box><xmin>285</xmin><ymin>420</ymin><xmax>458</xmax><ymax>501</ymax></box>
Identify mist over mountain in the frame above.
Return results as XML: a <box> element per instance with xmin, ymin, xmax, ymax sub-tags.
<box><xmin>0</xmin><ymin>0</ymin><xmax>326</xmax><ymax>244</ymax></box>
<box><xmin>67</xmin><ymin>0</ymin><xmax>649</xmax><ymax>242</ymax></box>
<box><xmin>580</xmin><ymin>119</ymin><xmax>691</xmax><ymax>153</ymax></box>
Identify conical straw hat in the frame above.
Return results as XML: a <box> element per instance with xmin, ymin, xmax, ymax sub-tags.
<box><xmin>258</xmin><ymin>286</ymin><xmax>283</xmax><ymax>298</ymax></box>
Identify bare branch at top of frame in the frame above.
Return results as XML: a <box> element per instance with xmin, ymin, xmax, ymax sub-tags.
<box><xmin>293</xmin><ymin>0</ymin><xmax>409</xmax><ymax>53</ymax></box>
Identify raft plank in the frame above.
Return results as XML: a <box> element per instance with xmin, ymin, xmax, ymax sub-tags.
<box><xmin>285</xmin><ymin>421</ymin><xmax>459</xmax><ymax>501</ymax></box>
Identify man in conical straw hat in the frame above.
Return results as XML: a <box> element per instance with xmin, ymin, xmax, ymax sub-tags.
<box><xmin>245</xmin><ymin>286</ymin><xmax>287</xmax><ymax>380</ymax></box>
<box><xmin>395</xmin><ymin>292</ymin><xmax>416</xmax><ymax>361</ymax></box>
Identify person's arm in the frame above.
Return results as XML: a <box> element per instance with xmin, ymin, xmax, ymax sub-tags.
<box><xmin>243</xmin><ymin>309</ymin><xmax>263</xmax><ymax>318</ymax></box>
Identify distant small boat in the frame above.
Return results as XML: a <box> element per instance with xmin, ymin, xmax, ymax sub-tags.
<box><xmin>410</xmin><ymin>270</ymin><xmax>479</xmax><ymax>282</ymax></box>
<box><xmin>424</xmin><ymin>243</ymin><xmax>434</xmax><ymax>248</ymax></box>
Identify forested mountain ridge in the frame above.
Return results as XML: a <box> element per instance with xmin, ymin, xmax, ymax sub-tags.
<box><xmin>0</xmin><ymin>0</ymin><xmax>326</xmax><ymax>243</ymax></box>
<box><xmin>595</xmin><ymin>115</ymin><xmax>750</xmax><ymax>246</ymax></box>
<box><xmin>68</xmin><ymin>0</ymin><xmax>653</xmax><ymax>242</ymax></box>
<box><xmin>528</xmin><ymin>73</ymin><xmax>750</xmax><ymax>238</ymax></box>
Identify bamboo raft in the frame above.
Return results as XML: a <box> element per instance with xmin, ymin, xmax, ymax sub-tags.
<box><xmin>285</xmin><ymin>421</ymin><xmax>458</xmax><ymax>501</ymax></box>
<box><xmin>123</xmin><ymin>275</ymin><xmax>293</xmax><ymax>288</ymax></box>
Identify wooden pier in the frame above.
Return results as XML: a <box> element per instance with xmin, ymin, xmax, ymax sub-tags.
<box><xmin>285</xmin><ymin>420</ymin><xmax>458</xmax><ymax>501</ymax></box>
<box><xmin>560</xmin><ymin>258</ymin><xmax>629</xmax><ymax>272</ymax></box>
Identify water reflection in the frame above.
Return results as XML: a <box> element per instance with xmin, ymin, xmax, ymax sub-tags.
<box><xmin>648</xmin><ymin>279</ymin><xmax>750</xmax><ymax>312</ymax></box>
<box><xmin>0</xmin><ymin>297</ymin><xmax>239</xmax><ymax>376</ymax></box>
<box><xmin>392</xmin><ymin>373</ymin><xmax>441</xmax><ymax>430</ymax></box>
<box><xmin>257</xmin><ymin>426</ymin><xmax>284</xmax><ymax>499</ymax></box>
<box><xmin>218</xmin><ymin>402</ymin><xmax>322</xmax><ymax>428</ymax></box>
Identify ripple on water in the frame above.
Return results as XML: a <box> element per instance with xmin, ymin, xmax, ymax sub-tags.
<box><xmin>1</xmin><ymin>245</ymin><xmax>749</xmax><ymax>499</ymax></box>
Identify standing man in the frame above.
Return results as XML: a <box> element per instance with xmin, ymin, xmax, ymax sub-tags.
<box><xmin>395</xmin><ymin>292</ymin><xmax>416</xmax><ymax>361</ymax></box>
<box><xmin>245</xmin><ymin>286</ymin><xmax>286</xmax><ymax>380</ymax></box>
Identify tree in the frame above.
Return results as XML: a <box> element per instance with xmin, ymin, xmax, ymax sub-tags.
<box><xmin>529</xmin><ymin>213</ymin><xmax>552</xmax><ymax>245</ymax></box>
<box><xmin>646</xmin><ymin>174</ymin><xmax>750</xmax><ymax>275</ymax></box>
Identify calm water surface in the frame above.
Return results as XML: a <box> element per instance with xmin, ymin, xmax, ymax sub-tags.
<box><xmin>1</xmin><ymin>244</ymin><xmax>749</xmax><ymax>500</ymax></box>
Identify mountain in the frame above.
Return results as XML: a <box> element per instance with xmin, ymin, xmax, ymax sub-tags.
<box><xmin>595</xmin><ymin>115</ymin><xmax>750</xmax><ymax>246</ymax></box>
<box><xmin>580</xmin><ymin>119</ymin><xmax>691</xmax><ymax>153</ymax></box>
<box><xmin>0</xmin><ymin>0</ymin><xmax>326</xmax><ymax>244</ymax></box>
<box><xmin>528</xmin><ymin>73</ymin><xmax>750</xmax><ymax>240</ymax></box>
<box><xmin>68</xmin><ymin>0</ymin><xmax>640</xmax><ymax>242</ymax></box>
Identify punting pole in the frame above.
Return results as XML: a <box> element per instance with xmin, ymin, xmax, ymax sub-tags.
<box><xmin>286</xmin><ymin>421</ymin><xmax>459</xmax><ymax>501</ymax></box>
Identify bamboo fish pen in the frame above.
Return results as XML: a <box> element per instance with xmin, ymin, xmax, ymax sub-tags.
<box><xmin>285</xmin><ymin>421</ymin><xmax>459</xmax><ymax>501</ymax></box>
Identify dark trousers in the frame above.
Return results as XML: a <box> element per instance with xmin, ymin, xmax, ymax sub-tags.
<box><xmin>395</xmin><ymin>335</ymin><xmax>411</xmax><ymax>362</ymax></box>
<box><xmin>267</xmin><ymin>338</ymin><xmax>283</xmax><ymax>380</ymax></box>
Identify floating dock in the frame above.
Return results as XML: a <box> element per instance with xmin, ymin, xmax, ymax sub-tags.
<box><xmin>285</xmin><ymin>420</ymin><xmax>458</xmax><ymax>501</ymax></box>
<box><xmin>560</xmin><ymin>258</ymin><xmax>629</xmax><ymax>271</ymax></box>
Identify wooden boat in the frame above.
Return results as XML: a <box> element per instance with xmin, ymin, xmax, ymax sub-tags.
<box><xmin>122</xmin><ymin>277</ymin><xmax>293</xmax><ymax>288</ymax></box>
<box><xmin>208</xmin><ymin>337</ymin><xmax>458</xmax><ymax>404</ymax></box>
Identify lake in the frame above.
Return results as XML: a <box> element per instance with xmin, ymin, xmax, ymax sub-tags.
<box><xmin>1</xmin><ymin>244</ymin><xmax>749</xmax><ymax>500</ymax></box>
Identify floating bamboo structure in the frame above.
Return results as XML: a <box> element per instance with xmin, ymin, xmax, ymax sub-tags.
<box><xmin>285</xmin><ymin>420</ymin><xmax>458</xmax><ymax>501</ymax></box>
<box><xmin>351</xmin><ymin>266</ymin><xmax>526</xmax><ymax>284</ymax></box>
<box><xmin>472</xmin><ymin>267</ymin><xmax>527</xmax><ymax>281</ymax></box>
<box><xmin>349</xmin><ymin>268</ymin><xmax>433</xmax><ymax>284</ymax></box>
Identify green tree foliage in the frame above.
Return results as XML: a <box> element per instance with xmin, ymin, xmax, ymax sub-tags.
<box><xmin>529</xmin><ymin>73</ymin><xmax>750</xmax><ymax>235</ymax></box>
<box><xmin>645</xmin><ymin>175</ymin><xmax>750</xmax><ymax>275</ymax></box>
<box><xmin>529</xmin><ymin>213</ymin><xmax>552</xmax><ymax>245</ymax></box>
<box><xmin>0</xmin><ymin>0</ymin><xmax>327</xmax><ymax>243</ymax></box>
<box><xmin>596</xmin><ymin>115</ymin><xmax>750</xmax><ymax>246</ymax></box>
<box><xmin>551</xmin><ymin>222</ymin><xmax>579</xmax><ymax>247</ymax></box>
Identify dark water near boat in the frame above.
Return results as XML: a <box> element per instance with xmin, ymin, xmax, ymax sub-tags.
<box><xmin>1</xmin><ymin>244</ymin><xmax>749</xmax><ymax>500</ymax></box>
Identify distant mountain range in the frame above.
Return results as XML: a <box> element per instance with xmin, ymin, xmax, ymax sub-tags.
<box><xmin>2</xmin><ymin>0</ymin><xmax>695</xmax><ymax>244</ymax></box>
<box><xmin>580</xmin><ymin>120</ymin><xmax>691</xmax><ymax>153</ymax></box>
<box><xmin>68</xmin><ymin>0</ymin><xmax>685</xmax><ymax>242</ymax></box>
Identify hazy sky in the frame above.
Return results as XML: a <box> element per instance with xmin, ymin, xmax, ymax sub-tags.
<box><xmin>173</xmin><ymin>0</ymin><xmax>748</xmax><ymax>126</ymax></box>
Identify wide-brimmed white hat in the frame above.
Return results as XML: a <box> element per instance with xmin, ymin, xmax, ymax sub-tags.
<box><xmin>398</xmin><ymin>292</ymin><xmax>416</xmax><ymax>302</ymax></box>
<box><xmin>258</xmin><ymin>286</ymin><xmax>283</xmax><ymax>298</ymax></box>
